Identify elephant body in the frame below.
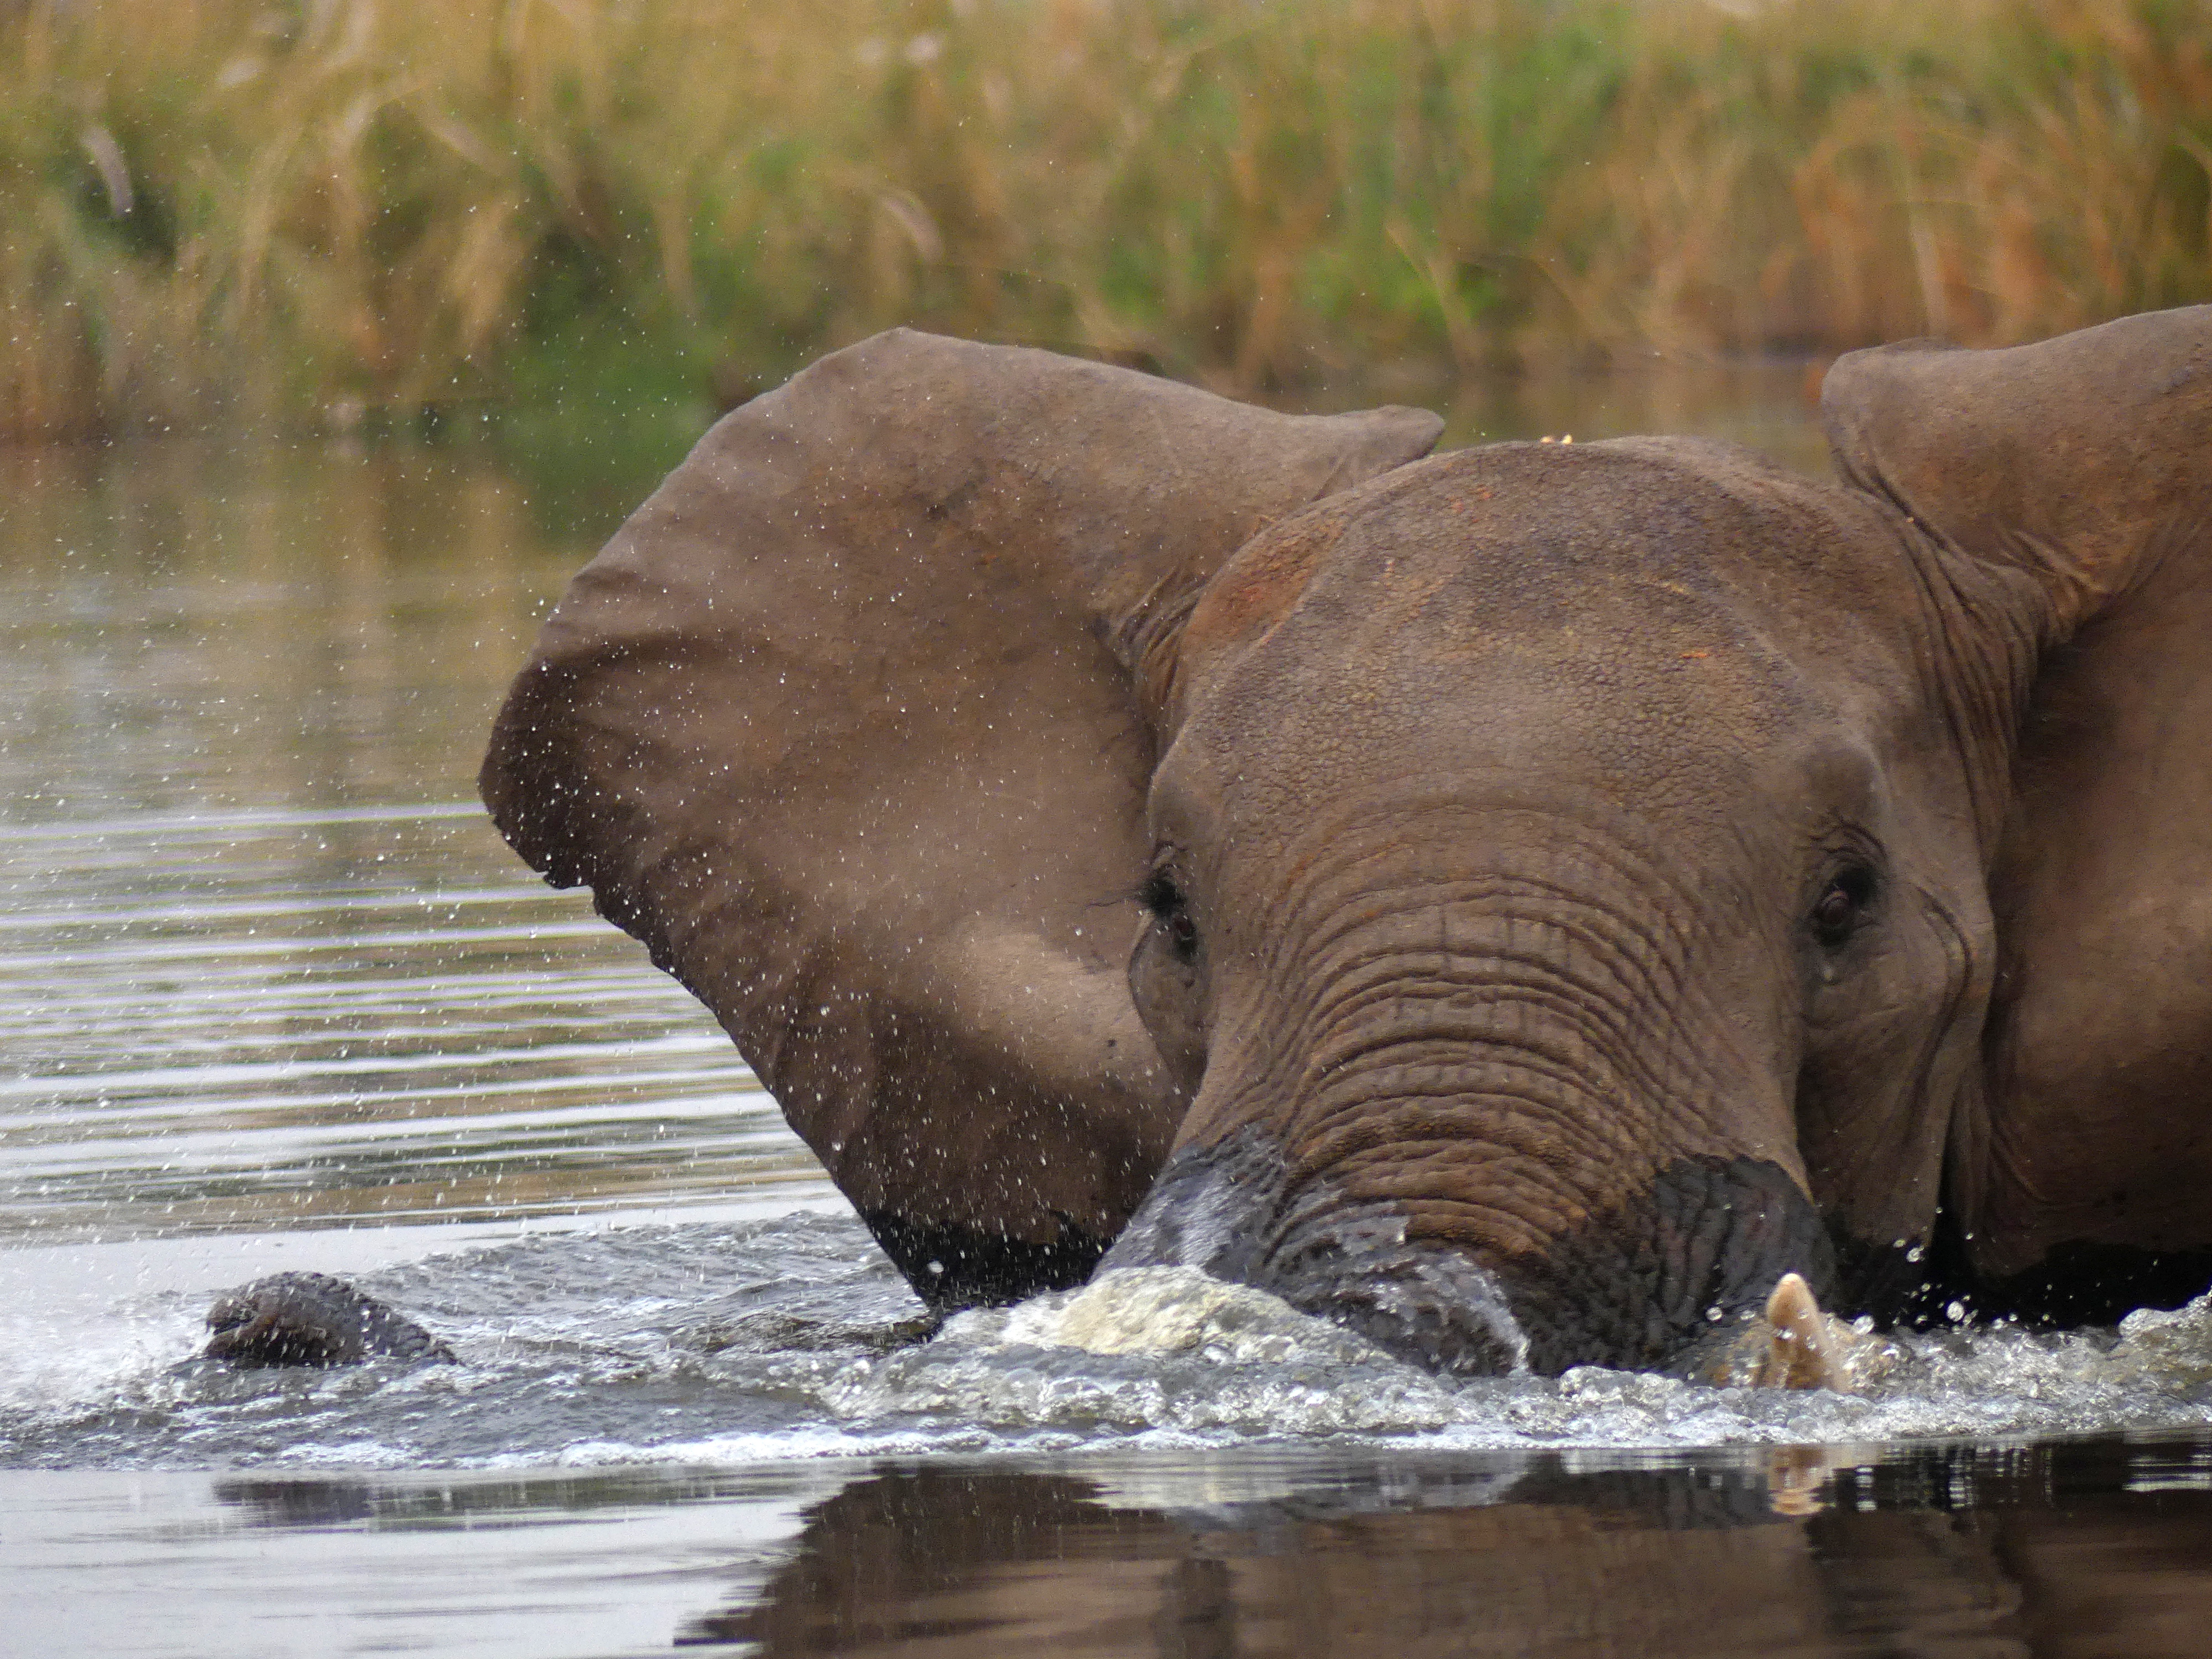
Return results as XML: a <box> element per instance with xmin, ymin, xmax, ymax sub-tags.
<box><xmin>481</xmin><ymin>310</ymin><xmax>2212</xmax><ymax>1376</ymax></box>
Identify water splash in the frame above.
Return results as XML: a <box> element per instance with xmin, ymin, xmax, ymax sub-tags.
<box><xmin>6</xmin><ymin>1213</ymin><xmax>2210</xmax><ymax>1470</ymax></box>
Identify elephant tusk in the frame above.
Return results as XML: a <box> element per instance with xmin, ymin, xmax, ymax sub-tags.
<box><xmin>1749</xmin><ymin>1272</ymin><xmax>1850</xmax><ymax>1391</ymax></box>
<box><xmin>1689</xmin><ymin>1272</ymin><xmax>1902</xmax><ymax>1394</ymax></box>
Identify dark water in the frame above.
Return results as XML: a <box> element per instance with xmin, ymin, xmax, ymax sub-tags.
<box><xmin>4</xmin><ymin>386</ymin><xmax>2210</xmax><ymax>1655</ymax></box>
<box><xmin>8</xmin><ymin>1437</ymin><xmax>2212</xmax><ymax>1656</ymax></box>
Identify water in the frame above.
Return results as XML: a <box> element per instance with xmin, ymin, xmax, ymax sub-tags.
<box><xmin>4</xmin><ymin>389</ymin><xmax>2209</xmax><ymax>1653</ymax></box>
<box><xmin>0</xmin><ymin>441</ymin><xmax>830</xmax><ymax>1249</ymax></box>
<box><xmin>8</xmin><ymin>1438</ymin><xmax>2212</xmax><ymax>1656</ymax></box>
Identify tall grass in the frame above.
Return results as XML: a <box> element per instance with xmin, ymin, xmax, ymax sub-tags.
<box><xmin>4</xmin><ymin>0</ymin><xmax>2208</xmax><ymax>441</ymax></box>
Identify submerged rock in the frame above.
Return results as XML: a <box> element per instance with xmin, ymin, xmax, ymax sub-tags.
<box><xmin>685</xmin><ymin>1299</ymin><xmax>939</xmax><ymax>1356</ymax></box>
<box><xmin>204</xmin><ymin>1271</ymin><xmax>456</xmax><ymax>1368</ymax></box>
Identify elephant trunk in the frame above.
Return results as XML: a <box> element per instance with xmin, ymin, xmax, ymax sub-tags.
<box><xmin>1104</xmin><ymin>891</ymin><xmax>1836</xmax><ymax>1375</ymax></box>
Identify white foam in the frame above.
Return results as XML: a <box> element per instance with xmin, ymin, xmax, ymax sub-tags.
<box><xmin>987</xmin><ymin>1265</ymin><xmax>1395</xmax><ymax>1366</ymax></box>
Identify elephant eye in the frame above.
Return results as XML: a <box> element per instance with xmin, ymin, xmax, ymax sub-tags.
<box><xmin>1139</xmin><ymin>869</ymin><xmax>1199</xmax><ymax>962</ymax></box>
<box><xmin>1811</xmin><ymin>865</ymin><xmax>1877</xmax><ymax>948</ymax></box>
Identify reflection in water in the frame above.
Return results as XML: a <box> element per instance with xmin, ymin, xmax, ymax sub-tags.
<box><xmin>0</xmin><ymin>803</ymin><xmax>825</xmax><ymax>1239</ymax></box>
<box><xmin>212</xmin><ymin>1464</ymin><xmax>764</xmax><ymax>1530</ymax></box>
<box><xmin>12</xmin><ymin>1439</ymin><xmax>2212</xmax><ymax>1659</ymax></box>
<box><xmin>687</xmin><ymin>1439</ymin><xmax>2212</xmax><ymax>1658</ymax></box>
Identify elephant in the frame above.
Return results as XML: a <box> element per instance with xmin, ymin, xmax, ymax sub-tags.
<box><xmin>473</xmin><ymin>305</ymin><xmax>2212</xmax><ymax>1379</ymax></box>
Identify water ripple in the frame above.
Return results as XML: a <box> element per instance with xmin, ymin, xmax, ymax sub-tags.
<box><xmin>0</xmin><ymin>802</ymin><xmax>828</xmax><ymax>1243</ymax></box>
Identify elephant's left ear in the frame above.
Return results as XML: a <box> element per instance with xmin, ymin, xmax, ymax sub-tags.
<box><xmin>1821</xmin><ymin>306</ymin><xmax>2212</xmax><ymax>1282</ymax></box>
<box><xmin>480</xmin><ymin>329</ymin><xmax>1440</xmax><ymax>1307</ymax></box>
<box><xmin>1822</xmin><ymin>305</ymin><xmax>2212</xmax><ymax>629</ymax></box>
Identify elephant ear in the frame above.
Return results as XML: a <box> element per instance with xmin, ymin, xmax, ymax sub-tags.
<box><xmin>481</xmin><ymin>330</ymin><xmax>1441</xmax><ymax>1307</ymax></box>
<box><xmin>1822</xmin><ymin>305</ymin><xmax>2212</xmax><ymax>1290</ymax></box>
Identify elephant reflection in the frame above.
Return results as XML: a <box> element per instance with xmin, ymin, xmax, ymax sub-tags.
<box><xmin>680</xmin><ymin>1445</ymin><xmax>2212</xmax><ymax>1657</ymax></box>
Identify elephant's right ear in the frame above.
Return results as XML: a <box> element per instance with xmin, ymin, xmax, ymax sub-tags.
<box><xmin>1821</xmin><ymin>306</ymin><xmax>2212</xmax><ymax>1290</ymax></box>
<box><xmin>481</xmin><ymin>330</ymin><xmax>1440</xmax><ymax>1307</ymax></box>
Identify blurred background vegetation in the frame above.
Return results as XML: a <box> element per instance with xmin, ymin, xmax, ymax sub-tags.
<box><xmin>4</xmin><ymin>0</ymin><xmax>2209</xmax><ymax>459</ymax></box>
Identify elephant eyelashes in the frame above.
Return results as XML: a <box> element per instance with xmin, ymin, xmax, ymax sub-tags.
<box><xmin>1810</xmin><ymin>865</ymin><xmax>1878</xmax><ymax>949</ymax></box>
<box><xmin>1140</xmin><ymin>869</ymin><xmax>1200</xmax><ymax>962</ymax></box>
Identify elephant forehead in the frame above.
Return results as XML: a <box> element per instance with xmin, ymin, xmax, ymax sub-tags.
<box><xmin>1180</xmin><ymin>441</ymin><xmax>1863</xmax><ymax>790</ymax></box>
<box><xmin>1318</xmin><ymin>439</ymin><xmax>1840</xmax><ymax>625</ymax></box>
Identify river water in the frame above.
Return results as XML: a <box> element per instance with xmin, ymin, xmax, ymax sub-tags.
<box><xmin>4</xmin><ymin>378</ymin><xmax>2210</xmax><ymax>1655</ymax></box>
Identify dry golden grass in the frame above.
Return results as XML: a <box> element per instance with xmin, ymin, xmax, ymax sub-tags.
<box><xmin>3</xmin><ymin>0</ymin><xmax>2208</xmax><ymax>440</ymax></box>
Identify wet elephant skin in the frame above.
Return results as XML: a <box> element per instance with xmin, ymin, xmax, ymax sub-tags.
<box><xmin>682</xmin><ymin>1441</ymin><xmax>2212</xmax><ymax>1658</ymax></box>
<box><xmin>483</xmin><ymin>307</ymin><xmax>2212</xmax><ymax>1372</ymax></box>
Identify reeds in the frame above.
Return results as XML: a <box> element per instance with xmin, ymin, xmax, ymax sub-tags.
<box><xmin>4</xmin><ymin>0</ymin><xmax>2208</xmax><ymax>441</ymax></box>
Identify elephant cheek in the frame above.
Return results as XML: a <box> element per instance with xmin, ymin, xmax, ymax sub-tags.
<box><xmin>1097</xmin><ymin>1131</ymin><xmax>1839</xmax><ymax>1376</ymax></box>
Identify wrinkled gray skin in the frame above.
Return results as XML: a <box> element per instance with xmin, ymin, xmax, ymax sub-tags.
<box><xmin>460</xmin><ymin>309</ymin><xmax>2212</xmax><ymax>1379</ymax></box>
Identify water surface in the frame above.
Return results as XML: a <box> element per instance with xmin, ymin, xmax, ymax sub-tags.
<box><xmin>1</xmin><ymin>439</ymin><xmax>832</xmax><ymax>1249</ymax></box>
<box><xmin>9</xmin><ymin>1437</ymin><xmax>2212</xmax><ymax>1657</ymax></box>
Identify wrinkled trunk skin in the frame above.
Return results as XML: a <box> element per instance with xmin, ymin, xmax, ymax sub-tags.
<box><xmin>1104</xmin><ymin>1129</ymin><xmax>1833</xmax><ymax>1376</ymax></box>
<box><xmin>1109</xmin><ymin>871</ymin><xmax>1836</xmax><ymax>1376</ymax></box>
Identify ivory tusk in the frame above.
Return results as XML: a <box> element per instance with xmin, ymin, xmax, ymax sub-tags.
<box><xmin>1691</xmin><ymin>1274</ymin><xmax>1902</xmax><ymax>1392</ymax></box>
<box><xmin>1749</xmin><ymin>1272</ymin><xmax>1850</xmax><ymax>1391</ymax></box>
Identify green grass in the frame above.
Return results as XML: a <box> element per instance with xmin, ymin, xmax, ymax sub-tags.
<box><xmin>4</xmin><ymin>0</ymin><xmax>2208</xmax><ymax>445</ymax></box>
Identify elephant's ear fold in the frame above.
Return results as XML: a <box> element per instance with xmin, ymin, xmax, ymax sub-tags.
<box><xmin>1822</xmin><ymin>306</ymin><xmax>2212</xmax><ymax>1283</ymax></box>
<box><xmin>480</xmin><ymin>330</ymin><xmax>1441</xmax><ymax>1307</ymax></box>
<box><xmin>1821</xmin><ymin>305</ymin><xmax>2212</xmax><ymax>628</ymax></box>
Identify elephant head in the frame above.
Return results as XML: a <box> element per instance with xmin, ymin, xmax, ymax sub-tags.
<box><xmin>483</xmin><ymin>309</ymin><xmax>2212</xmax><ymax>1375</ymax></box>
